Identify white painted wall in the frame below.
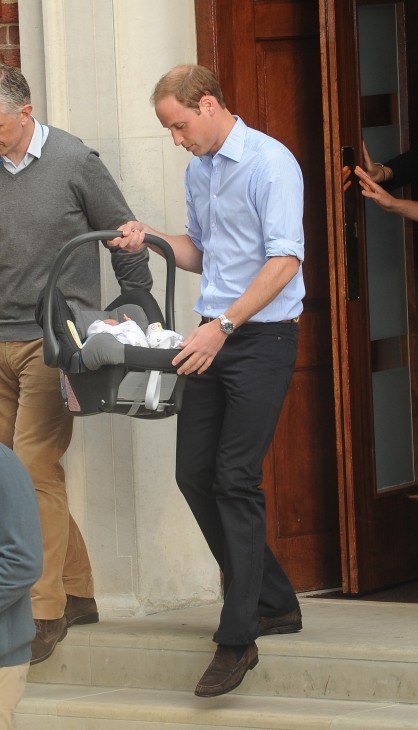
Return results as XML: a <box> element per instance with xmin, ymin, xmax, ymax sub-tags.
<box><xmin>18</xmin><ymin>0</ymin><xmax>221</xmax><ymax>616</ymax></box>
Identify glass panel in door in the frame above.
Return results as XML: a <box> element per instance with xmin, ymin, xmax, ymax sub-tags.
<box><xmin>358</xmin><ymin>2</ymin><xmax>414</xmax><ymax>490</ymax></box>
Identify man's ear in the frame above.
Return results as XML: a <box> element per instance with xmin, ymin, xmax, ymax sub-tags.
<box><xmin>20</xmin><ymin>104</ymin><xmax>33</xmax><ymax>127</ymax></box>
<box><xmin>199</xmin><ymin>95</ymin><xmax>216</xmax><ymax>115</ymax></box>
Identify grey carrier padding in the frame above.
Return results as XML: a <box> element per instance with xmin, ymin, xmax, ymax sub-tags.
<box><xmin>71</xmin><ymin>303</ymin><xmax>178</xmax><ymax>412</ymax></box>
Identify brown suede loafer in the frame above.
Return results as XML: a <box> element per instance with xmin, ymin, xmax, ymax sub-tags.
<box><xmin>258</xmin><ymin>606</ymin><xmax>302</xmax><ymax>636</ymax></box>
<box><xmin>195</xmin><ymin>642</ymin><xmax>259</xmax><ymax>697</ymax></box>
<box><xmin>65</xmin><ymin>595</ymin><xmax>99</xmax><ymax>627</ymax></box>
<box><xmin>30</xmin><ymin>616</ymin><xmax>68</xmax><ymax>665</ymax></box>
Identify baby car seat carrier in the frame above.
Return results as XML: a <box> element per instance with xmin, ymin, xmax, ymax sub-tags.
<box><xmin>36</xmin><ymin>231</ymin><xmax>186</xmax><ymax>419</ymax></box>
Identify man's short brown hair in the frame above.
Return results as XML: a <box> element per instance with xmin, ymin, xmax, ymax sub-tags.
<box><xmin>151</xmin><ymin>64</ymin><xmax>226</xmax><ymax>111</ymax></box>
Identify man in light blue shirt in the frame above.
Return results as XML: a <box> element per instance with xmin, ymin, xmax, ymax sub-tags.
<box><xmin>114</xmin><ymin>64</ymin><xmax>304</xmax><ymax>698</ymax></box>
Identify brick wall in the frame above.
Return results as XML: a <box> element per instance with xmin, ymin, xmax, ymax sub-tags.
<box><xmin>0</xmin><ymin>0</ymin><xmax>19</xmax><ymax>66</ymax></box>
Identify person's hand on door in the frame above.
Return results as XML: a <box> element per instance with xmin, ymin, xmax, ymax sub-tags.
<box><xmin>361</xmin><ymin>141</ymin><xmax>393</xmax><ymax>184</ymax></box>
<box><xmin>355</xmin><ymin>165</ymin><xmax>418</xmax><ymax>221</ymax></box>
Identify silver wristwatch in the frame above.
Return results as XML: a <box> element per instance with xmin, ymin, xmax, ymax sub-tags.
<box><xmin>218</xmin><ymin>314</ymin><xmax>235</xmax><ymax>335</ymax></box>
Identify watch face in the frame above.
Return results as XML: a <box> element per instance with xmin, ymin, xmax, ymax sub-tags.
<box><xmin>219</xmin><ymin>315</ymin><xmax>234</xmax><ymax>335</ymax></box>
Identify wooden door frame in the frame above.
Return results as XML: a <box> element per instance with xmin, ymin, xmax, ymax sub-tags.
<box><xmin>318</xmin><ymin>0</ymin><xmax>361</xmax><ymax>592</ymax></box>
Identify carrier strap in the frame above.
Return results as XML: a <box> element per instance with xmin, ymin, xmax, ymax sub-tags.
<box><xmin>145</xmin><ymin>370</ymin><xmax>162</xmax><ymax>411</ymax></box>
<box><xmin>126</xmin><ymin>369</ymin><xmax>162</xmax><ymax>415</ymax></box>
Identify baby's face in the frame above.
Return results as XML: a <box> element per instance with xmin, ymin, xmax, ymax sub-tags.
<box><xmin>103</xmin><ymin>319</ymin><xmax>119</xmax><ymax>326</ymax></box>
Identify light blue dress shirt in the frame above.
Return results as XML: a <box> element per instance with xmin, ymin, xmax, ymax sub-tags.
<box><xmin>185</xmin><ymin>116</ymin><xmax>305</xmax><ymax>322</ymax></box>
<box><xmin>0</xmin><ymin>118</ymin><xmax>49</xmax><ymax>174</ymax></box>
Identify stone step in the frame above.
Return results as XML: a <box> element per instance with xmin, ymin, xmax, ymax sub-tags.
<box><xmin>15</xmin><ymin>683</ymin><xmax>418</xmax><ymax>729</ymax></box>
<box><xmin>27</xmin><ymin>599</ymin><xmax>418</xmax><ymax>705</ymax></box>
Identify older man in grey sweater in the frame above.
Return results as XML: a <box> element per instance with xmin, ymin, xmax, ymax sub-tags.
<box><xmin>0</xmin><ymin>63</ymin><xmax>150</xmax><ymax>664</ymax></box>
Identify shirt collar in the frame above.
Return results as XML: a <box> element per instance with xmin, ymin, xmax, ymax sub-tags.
<box><xmin>217</xmin><ymin>116</ymin><xmax>246</xmax><ymax>162</ymax></box>
<box><xmin>200</xmin><ymin>116</ymin><xmax>247</xmax><ymax>164</ymax></box>
<box><xmin>26</xmin><ymin>117</ymin><xmax>44</xmax><ymax>160</ymax></box>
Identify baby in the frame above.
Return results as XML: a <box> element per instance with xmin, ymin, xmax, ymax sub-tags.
<box><xmin>86</xmin><ymin>314</ymin><xmax>183</xmax><ymax>349</ymax></box>
<box><xmin>86</xmin><ymin>314</ymin><xmax>149</xmax><ymax>347</ymax></box>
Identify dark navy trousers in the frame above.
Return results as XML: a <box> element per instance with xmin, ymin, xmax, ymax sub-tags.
<box><xmin>176</xmin><ymin>320</ymin><xmax>300</xmax><ymax>644</ymax></box>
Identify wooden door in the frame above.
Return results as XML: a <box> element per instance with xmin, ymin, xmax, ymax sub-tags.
<box><xmin>319</xmin><ymin>0</ymin><xmax>418</xmax><ymax>592</ymax></box>
<box><xmin>195</xmin><ymin>0</ymin><xmax>341</xmax><ymax>591</ymax></box>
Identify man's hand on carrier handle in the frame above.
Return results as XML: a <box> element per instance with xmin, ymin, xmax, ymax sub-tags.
<box><xmin>108</xmin><ymin>222</ymin><xmax>146</xmax><ymax>251</ymax></box>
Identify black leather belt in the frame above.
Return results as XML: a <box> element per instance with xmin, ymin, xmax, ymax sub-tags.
<box><xmin>201</xmin><ymin>316</ymin><xmax>299</xmax><ymax>325</ymax></box>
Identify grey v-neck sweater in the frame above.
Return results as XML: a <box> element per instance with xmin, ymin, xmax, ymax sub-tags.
<box><xmin>0</xmin><ymin>126</ymin><xmax>151</xmax><ymax>341</ymax></box>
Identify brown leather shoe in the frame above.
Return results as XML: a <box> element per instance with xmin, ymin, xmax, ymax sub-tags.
<box><xmin>65</xmin><ymin>595</ymin><xmax>99</xmax><ymax>627</ymax></box>
<box><xmin>258</xmin><ymin>606</ymin><xmax>302</xmax><ymax>636</ymax></box>
<box><xmin>30</xmin><ymin>616</ymin><xmax>68</xmax><ymax>665</ymax></box>
<box><xmin>195</xmin><ymin>642</ymin><xmax>258</xmax><ymax>697</ymax></box>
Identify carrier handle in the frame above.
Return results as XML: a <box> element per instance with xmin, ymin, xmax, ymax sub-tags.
<box><xmin>42</xmin><ymin>230</ymin><xmax>176</xmax><ymax>367</ymax></box>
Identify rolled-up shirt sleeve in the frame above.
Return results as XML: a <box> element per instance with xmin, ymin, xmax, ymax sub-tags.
<box><xmin>252</xmin><ymin>150</ymin><xmax>305</xmax><ymax>262</ymax></box>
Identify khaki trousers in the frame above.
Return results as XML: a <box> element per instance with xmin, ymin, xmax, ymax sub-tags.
<box><xmin>0</xmin><ymin>340</ymin><xmax>94</xmax><ymax>619</ymax></box>
<box><xmin>0</xmin><ymin>663</ymin><xmax>29</xmax><ymax>730</ymax></box>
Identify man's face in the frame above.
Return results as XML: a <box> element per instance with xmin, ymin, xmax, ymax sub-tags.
<box><xmin>0</xmin><ymin>102</ymin><xmax>32</xmax><ymax>163</ymax></box>
<box><xmin>155</xmin><ymin>95</ymin><xmax>221</xmax><ymax>156</ymax></box>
